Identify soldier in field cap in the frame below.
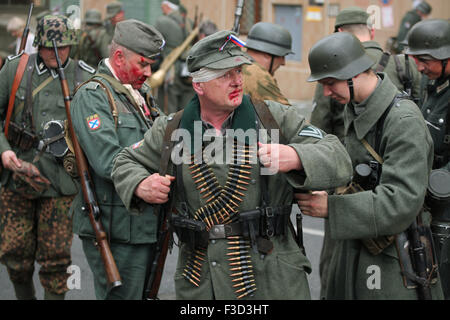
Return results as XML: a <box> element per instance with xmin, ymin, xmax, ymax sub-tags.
<box><xmin>111</xmin><ymin>30</ymin><xmax>353</xmax><ymax>300</ymax></box>
<box><xmin>70</xmin><ymin>19</ymin><xmax>165</xmax><ymax>300</ymax></box>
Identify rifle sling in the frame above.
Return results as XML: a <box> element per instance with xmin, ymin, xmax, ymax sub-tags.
<box><xmin>4</xmin><ymin>53</ymin><xmax>29</xmax><ymax>137</ymax></box>
<box><xmin>74</xmin><ymin>78</ymin><xmax>119</xmax><ymax>128</ymax></box>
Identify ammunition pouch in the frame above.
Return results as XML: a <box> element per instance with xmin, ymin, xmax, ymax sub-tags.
<box><xmin>6</xmin><ymin>121</ymin><xmax>38</xmax><ymax>151</ymax></box>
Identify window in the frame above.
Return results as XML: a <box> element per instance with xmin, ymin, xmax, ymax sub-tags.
<box><xmin>238</xmin><ymin>0</ymin><xmax>262</xmax><ymax>35</ymax></box>
<box><xmin>274</xmin><ymin>5</ymin><xmax>303</xmax><ymax>62</ymax></box>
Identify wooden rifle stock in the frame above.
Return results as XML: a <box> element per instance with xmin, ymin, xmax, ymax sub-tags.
<box><xmin>145</xmin><ymin>204</ymin><xmax>171</xmax><ymax>299</ymax></box>
<box><xmin>52</xmin><ymin>41</ymin><xmax>122</xmax><ymax>289</ymax></box>
<box><xmin>19</xmin><ymin>3</ymin><xmax>34</xmax><ymax>53</ymax></box>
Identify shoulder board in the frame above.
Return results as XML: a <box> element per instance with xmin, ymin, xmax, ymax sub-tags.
<box><xmin>7</xmin><ymin>51</ymin><xmax>24</xmax><ymax>61</ymax></box>
<box><xmin>84</xmin><ymin>81</ymin><xmax>101</xmax><ymax>90</ymax></box>
<box><xmin>78</xmin><ymin>60</ymin><xmax>96</xmax><ymax>74</ymax></box>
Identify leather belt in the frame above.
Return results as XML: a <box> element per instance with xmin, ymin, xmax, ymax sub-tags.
<box><xmin>208</xmin><ymin>205</ymin><xmax>292</xmax><ymax>240</ymax></box>
<box><xmin>209</xmin><ymin>222</ymin><xmax>244</xmax><ymax>240</ymax></box>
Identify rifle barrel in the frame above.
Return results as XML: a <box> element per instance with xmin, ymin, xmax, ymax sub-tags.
<box><xmin>19</xmin><ymin>3</ymin><xmax>34</xmax><ymax>53</ymax></box>
<box><xmin>52</xmin><ymin>41</ymin><xmax>122</xmax><ymax>289</ymax></box>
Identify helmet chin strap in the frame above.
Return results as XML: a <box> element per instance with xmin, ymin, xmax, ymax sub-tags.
<box><xmin>269</xmin><ymin>55</ymin><xmax>274</xmax><ymax>75</ymax></box>
<box><xmin>440</xmin><ymin>59</ymin><xmax>449</xmax><ymax>80</ymax></box>
<box><xmin>347</xmin><ymin>79</ymin><xmax>355</xmax><ymax>101</ymax></box>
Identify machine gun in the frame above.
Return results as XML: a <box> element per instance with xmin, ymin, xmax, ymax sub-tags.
<box><xmin>52</xmin><ymin>40</ymin><xmax>122</xmax><ymax>289</ymax></box>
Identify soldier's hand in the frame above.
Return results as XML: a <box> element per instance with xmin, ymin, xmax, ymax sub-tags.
<box><xmin>295</xmin><ymin>191</ymin><xmax>329</xmax><ymax>218</ymax></box>
<box><xmin>1</xmin><ymin>150</ymin><xmax>22</xmax><ymax>171</ymax></box>
<box><xmin>135</xmin><ymin>173</ymin><xmax>175</xmax><ymax>204</ymax></box>
<box><xmin>258</xmin><ymin>142</ymin><xmax>302</xmax><ymax>174</ymax></box>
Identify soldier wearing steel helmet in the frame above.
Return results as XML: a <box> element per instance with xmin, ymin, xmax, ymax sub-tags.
<box><xmin>393</xmin><ymin>1</ymin><xmax>432</xmax><ymax>54</ymax></box>
<box><xmin>297</xmin><ymin>31</ymin><xmax>444</xmax><ymax>299</ymax></box>
<box><xmin>243</xmin><ymin>22</ymin><xmax>293</xmax><ymax>105</ymax></box>
<box><xmin>309</xmin><ymin>6</ymin><xmax>423</xmax><ymax>299</ymax></box>
<box><xmin>111</xmin><ymin>30</ymin><xmax>353</xmax><ymax>300</ymax></box>
<box><xmin>405</xmin><ymin>19</ymin><xmax>450</xmax><ymax>299</ymax></box>
<box><xmin>0</xmin><ymin>14</ymin><xmax>95</xmax><ymax>300</ymax></box>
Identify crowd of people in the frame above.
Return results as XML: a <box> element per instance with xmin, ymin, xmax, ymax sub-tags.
<box><xmin>0</xmin><ymin>0</ymin><xmax>448</xmax><ymax>301</ymax></box>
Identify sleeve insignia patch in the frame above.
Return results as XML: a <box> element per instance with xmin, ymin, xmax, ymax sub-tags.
<box><xmin>132</xmin><ymin>140</ymin><xmax>144</xmax><ymax>149</ymax></box>
<box><xmin>298</xmin><ymin>125</ymin><xmax>324</xmax><ymax>139</ymax></box>
<box><xmin>87</xmin><ymin>114</ymin><xmax>101</xmax><ymax>130</ymax></box>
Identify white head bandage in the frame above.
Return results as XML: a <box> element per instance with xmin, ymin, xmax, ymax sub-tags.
<box><xmin>162</xmin><ymin>1</ymin><xmax>179</xmax><ymax>11</ymax></box>
<box><xmin>190</xmin><ymin>67</ymin><xmax>233</xmax><ymax>83</ymax></box>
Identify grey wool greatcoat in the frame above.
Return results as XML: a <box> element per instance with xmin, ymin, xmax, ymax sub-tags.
<box><xmin>326</xmin><ymin>73</ymin><xmax>444</xmax><ymax>300</ymax></box>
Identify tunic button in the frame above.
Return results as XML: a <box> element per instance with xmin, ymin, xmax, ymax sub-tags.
<box><xmin>211</xmin><ymin>240</ymin><xmax>216</xmax><ymax>244</ymax></box>
<box><xmin>211</xmin><ymin>261</ymin><xmax>217</xmax><ymax>267</ymax></box>
<box><xmin>439</xmin><ymin>118</ymin><xmax>444</xmax><ymax>124</ymax></box>
<box><xmin>42</xmin><ymin>112</ymin><xmax>46</xmax><ymax>116</ymax></box>
<box><xmin>250</xmin><ymin>179</ymin><xmax>256</xmax><ymax>185</ymax></box>
<box><xmin>427</xmin><ymin>109</ymin><xmax>431</xmax><ymax>114</ymax></box>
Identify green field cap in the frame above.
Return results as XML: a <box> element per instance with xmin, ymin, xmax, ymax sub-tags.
<box><xmin>187</xmin><ymin>30</ymin><xmax>252</xmax><ymax>72</ymax></box>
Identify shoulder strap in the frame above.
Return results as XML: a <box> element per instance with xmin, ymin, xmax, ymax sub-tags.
<box><xmin>376</xmin><ymin>52</ymin><xmax>391</xmax><ymax>73</ymax></box>
<box><xmin>4</xmin><ymin>53</ymin><xmax>29</xmax><ymax>137</ymax></box>
<box><xmin>251</xmin><ymin>97</ymin><xmax>287</xmax><ymax>144</ymax></box>
<box><xmin>73</xmin><ymin>78</ymin><xmax>119</xmax><ymax>129</ymax></box>
<box><xmin>361</xmin><ymin>94</ymin><xmax>404</xmax><ymax>164</ymax></box>
<box><xmin>159</xmin><ymin>110</ymin><xmax>184</xmax><ymax>176</ymax></box>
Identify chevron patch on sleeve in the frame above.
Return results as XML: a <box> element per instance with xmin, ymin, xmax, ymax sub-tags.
<box><xmin>298</xmin><ymin>125</ymin><xmax>324</xmax><ymax>139</ymax></box>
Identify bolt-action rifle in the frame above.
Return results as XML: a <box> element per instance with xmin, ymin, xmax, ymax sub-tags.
<box><xmin>19</xmin><ymin>3</ymin><xmax>34</xmax><ymax>53</ymax></box>
<box><xmin>232</xmin><ymin>0</ymin><xmax>245</xmax><ymax>34</ymax></box>
<box><xmin>52</xmin><ymin>40</ymin><xmax>122</xmax><ymax>289</ymax></box>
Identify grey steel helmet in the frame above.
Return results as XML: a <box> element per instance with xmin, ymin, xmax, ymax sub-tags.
<box><xmin>415</xmin><ymin>1</ymin><xmax>432</xmax><ymax>15</ymax></box>
<box><xmin>246</xmin><ymin>22</ymin><xmax>294</xmax><ymax>57</ymax></box>
<box><xmin>84</xmin><ymin>9</ymin><xmax>102</xmax><ymax>25</ymax></box>
<box><xmin>405</xmin><ymin>19</ymin><xmax>450</xmax><ymax>60</ymax></box>
<box><xmin>307</xmin><ymin>32</ymin><xmax>374</xmax><ymax>82</ymax></box>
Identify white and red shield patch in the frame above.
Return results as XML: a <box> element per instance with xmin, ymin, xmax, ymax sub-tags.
<box><xmin>86</xmin><ymin>114</ymin><xmax>101</xmax><ymax>131</ymax></box>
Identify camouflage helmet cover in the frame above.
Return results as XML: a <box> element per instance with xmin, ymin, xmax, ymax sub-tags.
<box><xmin>33</xmin><ymin>15</ymin><xmax>78</xmax><ymax>48</ymax></box>
<box><xmin>405</xmin><ymin>19</ymin><xmax>450</xmax><ymax>60</ymax></box>
<box><xmin>307</xmin><ymin>32</ymin><xmax>374</xmax><ymax>82</ymax></box>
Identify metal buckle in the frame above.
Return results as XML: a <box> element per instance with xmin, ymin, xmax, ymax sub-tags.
<box><xmin>265</xmin><ymin>207</ymin><xmax>274</xmax><ymax>218</ymax></box>
<box><xmin>209</xmin><ymin>224</ymin><xmax>225</xmax><ymax>239</ymax></box>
